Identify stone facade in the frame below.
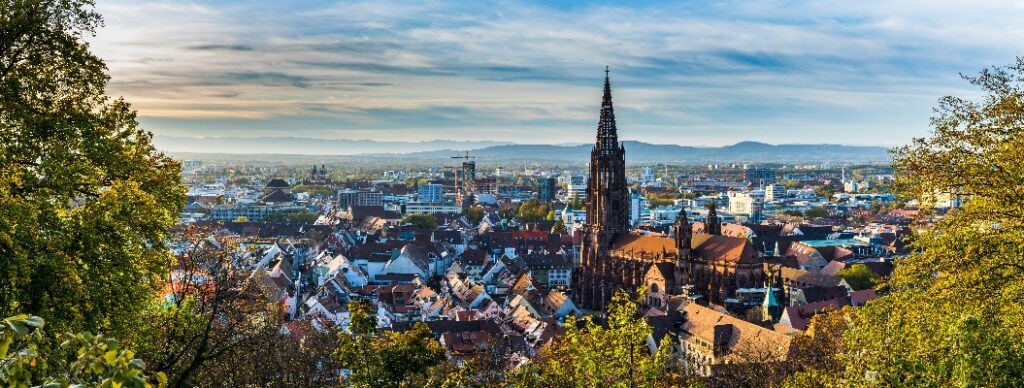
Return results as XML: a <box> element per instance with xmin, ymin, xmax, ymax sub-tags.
<box><xmin>574</xmin><ymin>69</ymin><xmax>766</xmax><ymax>310</ymax></box>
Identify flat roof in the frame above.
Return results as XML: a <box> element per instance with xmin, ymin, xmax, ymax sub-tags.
<box><xmin>800</xmin><ymin>238</ymin><xmax>870</xmax><ymax>247</ymax></box>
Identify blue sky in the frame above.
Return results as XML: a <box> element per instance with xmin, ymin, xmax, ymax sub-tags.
<box><xmin>90</xmin><ymin>0</ymin><xmax>1024</xmax><ymax>147</ymax></box>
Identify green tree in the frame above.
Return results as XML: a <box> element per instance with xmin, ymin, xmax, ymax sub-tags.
<box><xmin>463</xmin><ymin>206</ymin><xmax>485</xmax><ymax>225</ymax></box>
<box><xmin>803</xmin><ymin>206</ymin><xmax>829</xmax><ymax>218</ymax></box>
<box><xmin>551</xmin><ymin>218</ymin><xmax>568</xmax><ymax>235</ymax></box>
<box><xmin>0</xmin><ymin>0</ymin><xmax>184</xmax><ymax>338</ymax></box>
<box><xmin>263</xmin><ymin>211</ymin><xmax>317</xmax><ymax>223</ymax></box>
<box><xmin>516</xmin><ymin>198</ymin><xmax>550</xmax><ymax>222</ymax></box>
<box><xmin>569</xmin><ymin>192</ymin><xmax>584</xmax><ymax>210</ymax></box>
<box><xmin>508</xmin><ymin>290</ymin><xmax>689</xmax><ymax>387</ymax></box>
<box><xmin>644</xmin><ymin>192</ymin><xmax>677</xmax><ymax>207</ymax></box>
<box><xmin>1</xmin><ymin>314</ymin><xmax>166</xmax><ymax>387</ymax></box>
<box><xmin>837</xmin><ymin>59</ymin><xmax>1024</xmax><ymax>385</ymax></box>
<box><xmin>813</xmin><ymin>185</ymin><xmax>836</xmax><ymax>199</ymax></box>
<box><xmin>133</xmin><ymin>227</ymin><xmax>283</xmax><ymax>388</ymax></box>
<box><xmin>402</xmin><ymin>213</ymin><xmax>438</xmax><ymax>230</ymax></box>
<box><xmin>781</xmin><ymin>179</ymin><xmax>802</xmax><ymax>189</ymax></box>
<box><xmin>335</xmin><ymin>301</ymin><xmax>445</xmax><ymax>386</ymax></box>
<box><xmin>836</xmin><ymin>264</ymin><xmax>879</xmax><ymax>291</ymax></box>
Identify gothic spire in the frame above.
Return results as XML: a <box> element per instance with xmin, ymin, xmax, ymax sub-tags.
<box><xmin>596</xmin><ymin>66</ymin><xmax>618</xmax><ymax>152</ymax></box>
<box><xmin>707</xmin><ymin>202</ymin><xmax>721</xmax><ymax>235</ymax></box>
<box><xmin>677</xmin><ymin>206</ymin><xmax>689</xmax><ymax>225</ymax></box>
<box><xmin>675</xmin><ymin>206</ymin><xmax>691</xmax><ymax>253</ymax></box>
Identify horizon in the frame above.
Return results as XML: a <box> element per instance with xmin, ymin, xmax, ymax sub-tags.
<box><xmin>154</xmin><ymin>135</ymin><xmax>895</xmax><ymax>158</ymax></box>
<box><xmin>155</xmin><ymin>134</ymin><xmax>898</xmax><ymax>148</ymax></box>
<box><xmin>90</xmin><ymin>1</ymin><xmax>1024</xmax><ymax>149</ymax></box>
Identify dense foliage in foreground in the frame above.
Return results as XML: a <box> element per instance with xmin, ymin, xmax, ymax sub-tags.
<box><xmin>4</xmin><ymin>0</ymin><xmax>1024</xmax><ymax>386</ymax></box>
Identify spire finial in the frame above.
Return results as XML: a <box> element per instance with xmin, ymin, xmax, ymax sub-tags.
<box><xmin>596</xmin><ymin>66</ymin><xmax>617</xmax><ymax>147</ymax></box>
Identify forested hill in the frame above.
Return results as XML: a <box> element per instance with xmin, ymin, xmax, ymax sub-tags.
<box><xmin>159</xmin><ymin>136</ymin><xmax>891</xmax><ymax>164</ymax></box>
<box><xmin>398</xmin><ymin>141</ymin><xmax>890</xmax><ymax>163</ymax></box>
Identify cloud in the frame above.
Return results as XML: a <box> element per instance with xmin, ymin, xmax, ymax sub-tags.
<box><xmin>89</xmin><ymin>0</ymin><xmax>1024</xmax><ymax>148</ymax></box>
<box><xmin>188</xmin><ymin>44</ymin><xmax>254</xmax><ymax>51</ymax></box>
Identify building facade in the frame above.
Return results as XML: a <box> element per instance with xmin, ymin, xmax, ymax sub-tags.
<box><xmin>539</xmin><ymin>177</ymin><xmax>557</xmax><ymax>201</ymax></box>
<box><xmin>418</xmin><ymin>183</ymin><xmax>445</xmax><ymax>203</ymax></box>
<box><xmin>574</xmin><ymin>69</ymin><xmax>766</xmax><ymax>310</ymax></box>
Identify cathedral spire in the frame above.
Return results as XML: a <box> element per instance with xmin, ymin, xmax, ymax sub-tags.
<box><xmin>706</xmin><ymin>202</ymin><xmax>721</xmax><ymax>235</ymax></box>
<box><xmin>596</xmin><ymin>66</ymin><xmax>618</xmax><ymax>152</ymax></box>
<box><xmin>675</xmin><ymin>207</ymin><xmax>691</xmax><ymax>254</ymax></box>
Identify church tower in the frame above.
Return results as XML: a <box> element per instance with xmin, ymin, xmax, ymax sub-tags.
<box><xmin>585</xmin><ymin>67</ymin><xmax>629</xmax><ymax>235</ymax></box>
<box><xmin>706</xmin><ymin>202</ymin><xmax>722</xmax><ymax>235</ymax></box>
<box><xmin>674</xmin><ymin>207</ymin><xmax>691</xmax><ymax>257</ymax></box>
<box><xmin>577</xmin><ymin>67</ymin><xmax>629</xmax><ymax>309</ymax></box>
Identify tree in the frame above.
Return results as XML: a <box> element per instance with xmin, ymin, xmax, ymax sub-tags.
<box><xmin>418</xmin><ymin>335</ymin><xmax>519</xmax><ymax>387</ymax></box>
<box><xmin>334</xmin><ymin>301</ymin><xmax>446</xmax><ymax>386</ymax></box>
<box><xmin>836</xmin><ymin>264</ymin><xmax>879</xmax><ymax>291</ymax></box>
<box><xmin>402</xmin><ymin>213</ymin><xmax>438</xmax><ymax>230</ymax></box>
<box><xmin>838</xmin><ymin>59</ymin><xmax>1024</xmax><ymax>385</ymax></box>
<box><xmin>196</xmin><ymin>320</ymin><xmax>339</xmax><ymax>386</ymax></box>
<box><xmin>0</xmin><ymin>0</ymin><xmax>185</xmax><ymax>339</ymax></box>
<box><xmin>813</xmin><ymin>185</ymin><xmax>836</xmax><ymax>199</ymax></box>
<box><xmin>782</xmin><ymin>210</ymin><xmax>805</xmax><ymax>218</ymax></box>
<box><xmin>781</xmin><ymin>179</ymin><xmax>803</xmax><ymax>189</ymax></box>
<box><xmin>133</xmin><ymin>227</ymin><xmax>283</xmax><ymax>388</ymax></box>
<box><xmin>516</xmin><ymin>198</ymin><xmax>551</xmax><ymax>222</ymax></box>
<box><xmin>463</xmin><ymin>206</ymin><xmax>485</xmax><ymax>225</ymax></box>
<box><xmin>508</xmin><ymin>290</ymin><xmax>690</xmax><ymax>387</ymax></box>
<box><xmin>644</xmin><ymin>192</ymin><xmax>677</xmax><ymax>207</ymax></box>
<box><xmin>803</xmin><ymin>206</ymin><xmax>829</xmax><ymax>218</ymax></box>
<box><xmin>551</xmin><ymin>218</ymin><xmax>568</xmax><ymax>235</ymax></box>
<box><xmin>1</xmin><ymin>314</ymin><xmax>165</xmax><ymax>387</ymax></box>
<box><xmin>569</xmin><ymin>192</ymin><xmax>584</xmax><ymax>210</ymax></box>
<box><xmin>784</xmin><ymin>308</ymin><xmax>852</xmax><ymax>388</ymax></box>
<box><xmin>263</xmin><ymin>211</ymin><xmax>317</xmax><ymax>223</ymax></box>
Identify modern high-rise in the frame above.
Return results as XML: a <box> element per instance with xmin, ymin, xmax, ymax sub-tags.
<box><xmin>745</xmin><ymin>167</ymin><xmax>776</xmax><ymax>186</ymax></box>
<box><xmin>418</xmin><ymin>183</ymin><xmax>444</xmax><ymax>203</ymax></box>
<box><xmin>539</xmin><ymin>177</ymin><xmax>557</xmax><ymax>201</ymax></box>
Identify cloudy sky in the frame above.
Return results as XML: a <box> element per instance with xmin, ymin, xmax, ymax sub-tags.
<box><xmin>90</xmin><ymin>0</ymin><xmax>1024</xmax><ymax>147</ymax></box>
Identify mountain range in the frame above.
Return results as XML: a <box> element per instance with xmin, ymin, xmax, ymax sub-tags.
<box><xmin>156</xmin><ymin>135</ymin><xmax>891</xmax><ymax>164</ymax></box>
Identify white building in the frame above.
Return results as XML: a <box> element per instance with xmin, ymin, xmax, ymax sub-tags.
<box><xmin>405</xmin><ymin>201</ymin><xmax>461</xmax><ymax>215</ymax></box>
<box><xmin>727</xmin><ymin>191</ymin><xmax>764</xmax><ymax>222</ymax></box>
<box><xmin>765</xmin><ymin>184</ymin><xmax>787</xmax><ymax>202</ymax></box>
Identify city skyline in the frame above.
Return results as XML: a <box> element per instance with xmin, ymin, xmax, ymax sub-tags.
<box><xmin>90</xmin><ymin>0</ymin><xmax>1024</xmax><ymax>148</ymax></box>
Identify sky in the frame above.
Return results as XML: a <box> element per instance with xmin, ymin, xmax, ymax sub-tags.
<box><xmin>89</xmin><ymin>0</ymin><xmax>1024</xmax><ymax>147</ymax></box>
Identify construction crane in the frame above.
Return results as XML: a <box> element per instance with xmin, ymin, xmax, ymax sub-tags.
<box><xmin>451</xmin><ymin>151</ymin><xmax>477</xmax><ymax>195</ymax></box>
<box><xmin>451</xmin><ymin>150</ymin><xmax>476</xmax><ymax>161</ymax></box>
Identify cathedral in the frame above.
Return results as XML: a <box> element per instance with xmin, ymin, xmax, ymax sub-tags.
<box><xmin>574</xmin><ymin>69</ymin><xmax>766</xmax><ymax>310</ymax></box>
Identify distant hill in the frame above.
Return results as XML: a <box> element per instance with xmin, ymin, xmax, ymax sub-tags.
<box><xmin>154</xmin><ymin>135</ymin><xmax>511</xmax><ymax>155</ymax></box>
<box><xmin>156</xmin><ymin>136</ymin><xmax>891</xmax><ymax>164</ymax></box>
<box><xmin>396</xmin><ymin>141</ymin><xmax>891</xmax><ymax>163</ymax></box>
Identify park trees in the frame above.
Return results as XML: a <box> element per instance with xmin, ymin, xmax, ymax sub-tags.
<box><xmin>334</xmin><ymin>301</ymin><xmax>446</xmax><ymax>386</ymax></box>
<box><xmin>402</xmin><ymin>213</ymin><xmax>439</xmax><ymax>230</ymax></box>
<box><xmin>835</xmin><ymin>59</ymin><xmax>1024</xmax><ymax>385</ymax></box>
<box><xmin>508</xmin><ymin>290</ymin><xmax>690</xmax><ymax>387</ymax></box>
<box><xmin>0</xmin><ymin>0</ymin><xmax>184</xmax><ymax>339</ymax></box>
<box><xmin>1</xmin><ymin>314</ymin><xmax>165</xmax><ymax>387</ymax></box>
<box><xmin>836</xmin><ymin>264</ymin><xmax>879</xmax><ymax>291</ymax></box>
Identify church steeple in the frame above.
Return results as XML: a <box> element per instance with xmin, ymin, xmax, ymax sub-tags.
<box><xmin>596</xmin><ymin>66</ymin><xmax>620</xmax><ymax>154</ymax></box>
<box><xmin>706</xmin><ymin>202</ymin><xmax>721</xmax><ymax>235</ymax></box>
<box><xmin>584</xmin><ymin>67</ymin><xmax>629</xmax><ymax>236</ymax></box>
<box><xmin>578</xmin><ymin>67</ymin><xmax>631</xmax><ymax>310</ymax></box>
<box><xmin>675</xmin><ymin>207</ymin><xmax>691</xmax><ymax>254</ymax></box>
